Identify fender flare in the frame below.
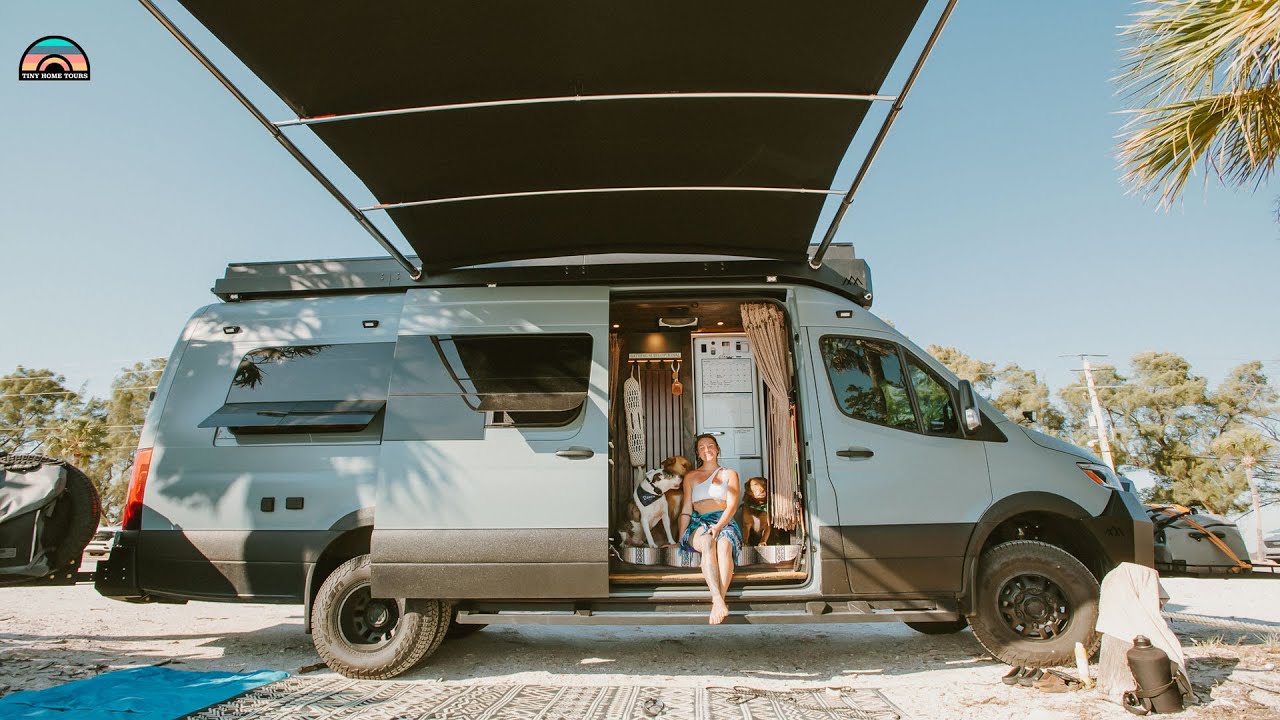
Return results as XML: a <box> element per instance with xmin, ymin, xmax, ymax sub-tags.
<box><xmin>303</xmin><ymin>508</ymin><xmax>376</xmax><ymax>633</ymax></box>
<box><xmin>958</xmin><ymin>492</ymin><xmax>1093</xmax><ymax>609</ymax></box>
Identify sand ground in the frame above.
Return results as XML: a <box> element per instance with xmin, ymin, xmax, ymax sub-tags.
<box><xmin>0</xmin><ymin>574</ymin><xmax>1276</xmax><ymax>719</ymax></box>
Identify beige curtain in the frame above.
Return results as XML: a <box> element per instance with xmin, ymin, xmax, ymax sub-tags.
<box><xmin>741</xmin><ymin>303</ymin><xmax>798</xmax><ymax>531</ymax></box>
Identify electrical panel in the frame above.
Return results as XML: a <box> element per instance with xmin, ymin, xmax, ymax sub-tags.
<box><xmin>692</xmin><ymin>334</ymin><xmax>764</xmax><ymax>482</ymax></box>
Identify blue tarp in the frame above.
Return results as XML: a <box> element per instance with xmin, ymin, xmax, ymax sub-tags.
<box><xmin>0</xmin><ymin>666</ymin><xmax>288</xmax><ymax>719</ymax></box>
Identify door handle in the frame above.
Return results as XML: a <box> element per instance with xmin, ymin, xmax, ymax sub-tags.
<box><xmin>556</xmin><ymin>447</ymin><xmax>595</xmax><ymax>459</ymax></box>
<box><xmin>836</xmin><ymin>447</ymin><xmax>874</xmax><ymax>459</ymax></box>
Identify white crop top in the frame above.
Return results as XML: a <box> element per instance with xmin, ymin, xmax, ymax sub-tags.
<box><xmin>691</xmin><ymin>467</ymin><xmax>728</xmax><ymax>503</ymax></box>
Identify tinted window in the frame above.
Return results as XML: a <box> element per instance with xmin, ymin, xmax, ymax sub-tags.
<box><xmin>907</xmin><ymin>357</ymin><xmax>958</xmax><ymax>435</ymax></box>
<box><xmin>228</xmin><ymin>343</ymin><xmax>395</xmax><ymax>403</ymax></box>
<box><xmin>819</xmin><ymin>336</ymin><xmax>916</xmax><ymax>431</ymax></box>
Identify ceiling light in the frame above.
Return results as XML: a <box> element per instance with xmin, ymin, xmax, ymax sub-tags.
<box><xmin>658</xmin><ymin>316</ymin><xmax>698</xmax><ymax>328</ymax></box>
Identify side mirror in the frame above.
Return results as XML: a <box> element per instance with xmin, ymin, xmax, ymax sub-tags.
<box><xmin>958</xmin><ymin>379</ymin><xmax>982</xmax><ymax>434</ymax></box>
<box><xmin>1021</xmin><ymin>410</ymin><xmax>1036</xmax><ymax>424</ymax></box>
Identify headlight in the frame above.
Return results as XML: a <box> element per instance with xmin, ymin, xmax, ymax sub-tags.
<box><xmin>1077</xmin><ymin>462</ymin><xmax>1122</xmax><ymax>490</ymax></box>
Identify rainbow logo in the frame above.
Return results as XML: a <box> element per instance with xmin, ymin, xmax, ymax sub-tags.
<box><xmin>19</xmin><ymin>36</ymin><xmax>90</xmax><ymax>81</ymax></box>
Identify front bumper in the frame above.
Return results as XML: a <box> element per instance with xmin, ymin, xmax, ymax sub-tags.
<box><xmin>1082</xmin><ymin>490</ymin><xmax>1155</xmax><ymax>570</ymax></box>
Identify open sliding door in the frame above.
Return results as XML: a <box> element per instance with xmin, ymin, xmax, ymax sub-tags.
<box><xmin>371</xmin><ymin>287</ymin><xmax>610</xmax><ymax>599</ymax></box>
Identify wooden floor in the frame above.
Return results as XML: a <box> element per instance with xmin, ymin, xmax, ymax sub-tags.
<box><xmin>609</xmin><ymin>562</ymin><xmax>806</xmax><ymax>585</ymax></box>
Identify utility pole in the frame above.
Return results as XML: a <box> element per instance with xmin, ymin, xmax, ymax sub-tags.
<box><xmin>1072</xmin><ymin>354</ymin><xmax>1116</xmax><ymax>471</ymax></box>
<box><xmin>1242</xmin><ymin>454</ymin><xmax>1266</xmax><ymax>563</ymax></box>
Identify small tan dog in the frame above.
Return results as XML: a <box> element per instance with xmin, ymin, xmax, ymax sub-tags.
<box><xmin>660</xmin><ymin>455</ymin><xmax>693</xmax><ymax>538</ymax></box>
<box><xmin>741</xmin><ymin>476</ymin><xmax>772</xmax><ymax>545</ymax></box>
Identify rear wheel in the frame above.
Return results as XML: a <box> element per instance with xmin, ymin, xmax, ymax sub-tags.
<box><xmin>311</xmin><ymin>555</ymin><xmax>447</xmax><ymax>679</ymax></box>
<box><xmin>967</xmin><ymin>540</ymin><xmax>1100</xmax><ymax>668</ymax></box>
<box><xmin>905</xmin><ymin>618</ymin><xmax>969</xmax><ymax>635</ymax></box>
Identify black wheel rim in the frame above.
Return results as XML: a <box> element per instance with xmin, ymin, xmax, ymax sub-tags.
<box><xmin>997</xmin><ymin>573</ymin><xmax>1070</xmax><ymax>640</ymax></box>
<box><xmin>336</xmin><ymin>583</ymin><xmax>401</xmax><ymax>650</ymax></box>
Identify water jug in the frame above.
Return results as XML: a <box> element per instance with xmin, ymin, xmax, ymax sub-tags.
<box><xmin>1126</xmin><ymin>635</ymin><xmax>1183</xmax><ymax>714</ymax></box>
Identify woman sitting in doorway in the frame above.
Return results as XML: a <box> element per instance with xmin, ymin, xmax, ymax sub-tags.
<box><xmin>677</xmin><ymin>433</ymin><xmax>743</xmax><ymax>625</ymax></box>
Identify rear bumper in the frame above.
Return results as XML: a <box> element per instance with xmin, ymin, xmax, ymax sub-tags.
<box><xmin>94</xmin><ymin>531</ymin><xmax>150</xmax><ymax>603</ymax></box>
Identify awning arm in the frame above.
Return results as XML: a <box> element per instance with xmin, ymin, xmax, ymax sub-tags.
<box><xmin>809</xmin><ymin>0</ymin><xmax>960</xmax><ymax>269</ymax></box>
<box><xmin>274</xmin><ymin>92</ymin><xmax>897</xmax><ymax>128</ymax></box>
<box><xmin>362</xmin><ymin>186</ymin><xmax>843</xmax><ymax>212</ymax></box>
<box><xmin>137</xmin><ymin>0</ymin><xmax>424</xmax><ymax>280</ymax></box>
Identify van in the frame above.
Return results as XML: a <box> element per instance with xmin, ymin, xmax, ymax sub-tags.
<box><xmin>96</xmin><ymin>252</ymin><xmax>1153</xmax><ymax>679</ymax></box>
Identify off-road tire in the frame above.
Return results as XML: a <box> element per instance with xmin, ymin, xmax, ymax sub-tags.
<box><xmin>445</xmin><ymin>614</ymin><xmax>487</xmax><ymax>640</ymax></box>
<box><xmin>905</xmin><ymin>618</ymin><xmax>969</xmax><ymax>635</ymax></box>
<box><xmin>967</xmin><ymin>540</ymin><xmax>1100</xmax><ymax>668</ymax></box>
<box><xmin>311</xmin><ymin>554</ymin><xmax>446</xmax><ymax>679</ymax></box>
<box><xmin>0</xmin><ymin>457</ymin><xmax>99</xmax><ymax>586</ymax></box>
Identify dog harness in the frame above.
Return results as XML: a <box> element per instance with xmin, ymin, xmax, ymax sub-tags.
<box><xmin>636</xmin><ymin>476</ymin><xmax>664</xmax><ymax>507</ymax></box>
<box><xmin>691</xmin><ymin>467</ymin><xmax>728</xmax><ymax>503</ymax></box>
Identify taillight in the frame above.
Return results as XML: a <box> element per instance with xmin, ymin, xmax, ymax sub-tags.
<box><xmin>122</xmin><ymin>448</ymin><xmax>152</xmax><ymax>531</ymax></box>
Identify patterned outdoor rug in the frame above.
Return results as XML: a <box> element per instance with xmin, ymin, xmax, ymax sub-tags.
<box><xmin>183</xmin><ymin>677</ymin><xmax>905</xmax><ymax>720</ymax></box>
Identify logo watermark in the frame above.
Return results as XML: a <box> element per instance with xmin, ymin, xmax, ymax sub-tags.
<box><xmin>19</xmin><ymin>36</ymin><xmax>90</xmax><ymax>81</ymax></box>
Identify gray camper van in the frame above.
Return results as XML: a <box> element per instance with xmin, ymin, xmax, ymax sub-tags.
<box><xmin>100</xmin><ymin>0</ymin><xmax>1152</xmax><ymax>680</ymax></box>
<box><xmin>96</xmin><ymin>254</ymin><xmax>1152</xmax><ymax>678</ymax></box>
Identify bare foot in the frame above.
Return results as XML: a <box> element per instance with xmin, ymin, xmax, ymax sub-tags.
<box><xmin>709</xmin><ymin>601</ymin><xmax>730</xmax><ymax>625</ymax></box>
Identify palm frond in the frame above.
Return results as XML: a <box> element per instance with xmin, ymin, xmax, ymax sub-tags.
<box><xmin>1117</xmin><ymin>0</ymin><xmax>1280</xmax><ymax>204</ymax></box>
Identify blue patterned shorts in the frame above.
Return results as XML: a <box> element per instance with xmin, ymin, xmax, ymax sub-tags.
<box><xmin>679</xmin><ymin>509</ymin><xmax>744</xmax><ymax>561</ymax></box>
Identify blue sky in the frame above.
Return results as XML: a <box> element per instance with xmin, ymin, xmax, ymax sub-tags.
<box><xmin>2</xmin><ymin>1</ymin><xmax>1277</xmax><ymax>400</ymax></box>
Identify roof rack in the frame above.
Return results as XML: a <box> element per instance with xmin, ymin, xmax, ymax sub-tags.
<box><xmin>212</xmin><ymin>247</ymin><xmax>874</xmax><ymax>308</ymax></box>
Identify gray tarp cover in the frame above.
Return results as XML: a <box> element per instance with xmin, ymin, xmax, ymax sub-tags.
<box><xmin>177</xmin><ymin>1</ymin><xmax>928</xmax><ymax>270</ymax></box>
<box><xmin>0</xmin><ymin>462</ymin><xmax>65</xmax><ymax>576</ymax></box>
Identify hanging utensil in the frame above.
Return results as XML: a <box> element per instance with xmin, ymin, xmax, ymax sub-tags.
<box><xmin>670</xmin><ymin>360</ymin><xmax>683</xmax><ymax>396</ymax></box>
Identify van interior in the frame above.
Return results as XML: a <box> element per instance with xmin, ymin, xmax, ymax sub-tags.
<box><xmin>606</xmin><ymin>293</ymin><xmax>810</xmax><ymax>589</ymax></box>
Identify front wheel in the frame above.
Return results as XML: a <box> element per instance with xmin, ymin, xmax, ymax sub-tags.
<box><xmin>967</xmin><ymin>540</ymin><xmax>1100</xmax><ymax>668</ymax></box>
<box><xmin>311</xmin><ymin>555</ymin><xmax>448</xmax><ymax>679</ymax></box>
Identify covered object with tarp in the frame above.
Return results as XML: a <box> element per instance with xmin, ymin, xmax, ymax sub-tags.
<box><xmin>157</xmin><ymin>0</ymin><xmax>940</xmax><ymax>273</ymax></box>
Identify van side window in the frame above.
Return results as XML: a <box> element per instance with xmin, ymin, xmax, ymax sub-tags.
<box><xmin>201</xmin><ymin>342</ymin><xmax>395</xmax><ymax>434</ymax></box>
<box><xmin>906</xmin><ymin>356</ymin><xmax>958</xmax><ymax>435</ymax></box>
<box><xmin>443</xmin><ymin>334</ymin><xmax>592</xmax><ymax>427</ymax></box>
<box><xmin>228</xmin><ymin>344</ymin><xmax>395</xmax><ymax>403</ymax></box>
<box><xmin>818</xmin><ymin>336</ymin><xmax>916</xmax><ymax>431</ymax></box>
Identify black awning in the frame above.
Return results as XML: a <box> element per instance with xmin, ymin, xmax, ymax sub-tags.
<box><xmin>178</xmin><ymin>1</ymin><xmax>928</xmax><ymax>269</ymax></box>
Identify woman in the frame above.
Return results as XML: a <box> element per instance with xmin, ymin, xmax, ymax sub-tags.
<box><xmin>677</xmin><ymin>433</ymin><xmax>743</xmax><ymax>624</ymax></box>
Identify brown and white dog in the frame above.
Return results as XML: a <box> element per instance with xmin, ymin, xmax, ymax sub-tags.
<box><xmin>630</xmin><ymin>455</ymin><xmax>693</xmax><ymax>547</ymax></box>
<box><xmin>741</xmin><ymin>476</ymin><xmax>772</xmax><ymax>546</ymax></box>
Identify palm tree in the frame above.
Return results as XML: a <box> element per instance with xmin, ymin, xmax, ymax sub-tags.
<box><xmin>1117</xmin><ymin>0</ymin><xmax>1280</xmax><ymax>208</ymax></box>
<box><xmin>1211</xmin><ymin>428</ymin><xmax>1276</xmax><ymax>562</ymax></box>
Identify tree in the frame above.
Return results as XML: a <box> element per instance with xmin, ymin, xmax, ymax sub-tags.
<box><xmin>41</xmin><ymin>399</ymin><xmax>110</xmax><ymax>468</ymax></box>
<box><xmin>1057</xmin><ymin>352</ymin><xmax>1278</xmax><ymax>515</ymax></box>
<box><xmin>1117</xmin><ymin>0</ymin><xmax>1280</xmax><ymax>210</ymax></box>
<box><xmin>96</xmin><ymin>359</ymin><xmax>165</xmax><ymax>520</ymax></box>
<box><xmin>992</xmin><ymin>364</ymin><xmax>1066</xmax><ymax>436</ymax></box>
<box><xmin>1211</xmin><ymin>428</ymin><xmax>1277</xmax><ymax>561</ymax></box>
<box><xmin>926</xmin><ymin>346</ymin><xmax>995</xmax><ymax>391</ymax></box>
<box><xmin>0</xmin><ymin>367</ymin><xmax>79</xmax><ymax>454</ymax></box>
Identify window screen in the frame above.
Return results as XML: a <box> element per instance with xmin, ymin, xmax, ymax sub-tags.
<box><xmin>819</xmin><ymin>336</ymin><xmax>916</xmax><ymax>431</ymax></box>
<box><xmin>438</xmin><ymin>334</ymin><xmax>592</xmax><ymax>427</ymax></box>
